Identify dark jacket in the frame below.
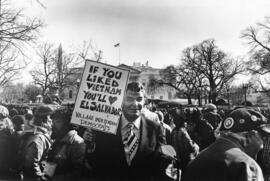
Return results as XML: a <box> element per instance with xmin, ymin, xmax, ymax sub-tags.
<box><xmin>22</xmin><ymin>127</ymin><xmax>52</xmax><ymax>180</ymax></box>
<box><xmin>257</xmin><ymin>137</ymin><xmax>270</xmax><ymax>181</ymax></box>
<box><xmin>0</xmin><ymin>128</ymin><xmax>16</xmax><ymax>179</ymax></box>
<box><xmin>87</xmin><ymin>111</ymin><xmax>170</xmax><ymax>181</ymax></box>
<box><xmin>203</xmin><ymin>111</ymin><xmax>222</xmax><ymax>130</ymax></box>
<box><xmin>47</xmin><ymin>130</ymin><xmax>86</xmax><ymax>181</ymax></box>
<box><xmin>171</xmin><ymin>127</ymin><xmax>199</xmax><ymax>170</ymax></box>
<box><xmin>183</xmin><ymin>134</ymin><xmax>264</xmax><ymax>181</ymax></box>
<box><xmin>194</xmin><ymin>118</ymin><xmax>215</xmax><ymax>150</ymax></box>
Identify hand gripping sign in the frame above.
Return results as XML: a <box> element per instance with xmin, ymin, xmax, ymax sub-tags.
<box><xmin>71</xmin><ymin>60</ymin><xmax>130</xmax><ymax>134</ymax></box>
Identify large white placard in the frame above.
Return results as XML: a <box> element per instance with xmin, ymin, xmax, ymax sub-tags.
<box><xmin>71</xmin><ymin>60</ymin><xmax>130</xmax><ymax>134</ymax></box>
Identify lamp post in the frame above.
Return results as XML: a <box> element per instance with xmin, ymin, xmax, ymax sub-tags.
<box><xmin>227</xmin><ymin>88</ymin><xmax>230</xmax><ymax>108</ymax></box>
<box><xmin>243</xmin><ymin>84</ymin><xmax>248</xmax><ymax>106</ymax></box>
<box><xmin>114</xmin><ymin>43</ymin><xmax>120</xmax><ymax>65</ymax></box>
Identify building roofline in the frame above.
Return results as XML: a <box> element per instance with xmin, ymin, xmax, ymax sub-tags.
<box><xmin>118</xmin><ymin>64</ymin><xmax>141</xmax><ymax>73</ymax></box>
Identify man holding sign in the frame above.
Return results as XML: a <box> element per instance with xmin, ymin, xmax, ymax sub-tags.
<box><xmin>71</xmin><ymin>60</ymin><xmax>130</xmax><ymax>135</ymax></box>
<box><xmin>86</xmin><ymin>82</ymin><xmax>171</xmax><ymax>180</ymax></box>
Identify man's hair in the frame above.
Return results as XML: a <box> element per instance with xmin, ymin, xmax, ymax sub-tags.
<box><xmin>33</xmin><ymin>105</ymin><xmax>53</xmax><ymax>128</ymax></box>
<box><xmin>25</xmin><ymin>113</ymin><xmax>33</xmax><ymax>121</ymax></box>
<box><xmin>12</xmin><ymin>115</ymin><xmax>25</xmax><ymax>126</ymax></box>
<box><xmin>34</xmin><ymin>105</ymin><xmax>53</xmax><ymax>117</ymax></box>
<box><xmin>126</xmin><ymin>82</ymin><xmax>145</xmax><ymax>93</ymax></box>
<box><xmin>51</xmin><ymin>107</ymin><xmax>71</xmax><ymax>124</ymax></box>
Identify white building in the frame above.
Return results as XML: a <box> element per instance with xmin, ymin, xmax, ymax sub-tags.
<box><xmin>62</xmin><ymin>61</ymin><xmax>177</xmax><ymax>103</ymax></box>
<box><xmin>118</xmin><ymin>61</ymin><xmax>177</xmax><ymax>100</ymax></box>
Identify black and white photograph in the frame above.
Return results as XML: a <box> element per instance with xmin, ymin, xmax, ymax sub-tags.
<box><xmin>0</xmin><ymin>0</ymin><xmax>270</xmax><ymax>180</ymax></box>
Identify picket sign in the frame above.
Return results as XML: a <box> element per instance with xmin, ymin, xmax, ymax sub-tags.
<box><xmin>71</xmin><ymin>60</ymin><xmax>130</xmax><ymax>134</ymax></box>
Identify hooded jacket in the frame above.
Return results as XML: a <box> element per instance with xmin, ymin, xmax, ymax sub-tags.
<box><xmin>22</xmin><ymin>127</ymin><xmax>52</xmax><ymax>180</ymax></box>
<box><xmin>47</xmin><ymin>130</ymin><xmax>86</xmax><ymax>181</ymax></box>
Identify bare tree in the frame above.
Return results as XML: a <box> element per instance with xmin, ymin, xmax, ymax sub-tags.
<box><xmin>148</xmin><ymin>39</ymin><xmax>243</xmax><ymax>105</ymax></box>
<box><xmin>147</xmin><ymin>65</ymin><xmax>197</xmax><ymax>105</ymax></box>
<box><xmin>77</xmin><ymin>40</ymin><xmax>103</xmax><ymax>62</ymax></box>
<box><xmin>241</xmin><ymin>17</ymin><xmax>270</xmax><ymax>54</ymax></box>
<box><xmin>0</xmin><ymin>0</ymin><xmax>43</xmax><ymax>86</ymax></box>
<box><xmin>242</xmin><ymin>16</ymin><xmax>270</xmax><ymax>93</ymax></box>
<box><xmin>179</xmin><ymin>47</ymin><xmax>208</xmax><ymax>105</ymax></box>
<box><xmin>30</xmin><ymin>42</ymin><xmax>56</xmax><ymax>96</ymax></box>
<box><xmin>192</xmin><ymin>39</ymin><xmax>244</xmax><ymax>103</ymax></box>
<box><xmin>0</xmin><ymin>82</ymin><xmax>25</xmax><ymax>103</ymax></box>
<box><xmin>24</xmin><ymin>83</ymin><xmax>41</xmax><ymax>102</ymax></box>
<box><xmin>32</xmin><ymin>0</ymin><xmax>46</xmax><ymax>8</ymax></box>
<box><xmin>0</xmin><ymin>47</ymin><xmax>22</xmax><ymax>86</ymax></box>
<box><xmin>31</xmin><ymin>42</ymin><xmax>91</xmax><ymax>100</ymax></box>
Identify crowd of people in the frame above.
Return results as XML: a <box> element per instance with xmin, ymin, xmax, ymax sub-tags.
<box><xmin>0</xmin><ymin>81</ymin><xmax>269</xmax><ymax>181</ymax></box>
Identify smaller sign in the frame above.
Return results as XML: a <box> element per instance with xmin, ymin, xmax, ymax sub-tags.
<box><xmin>71</xmin><ymin>60</ymin><xmax>129</xmax><ymax>134</ymax></box>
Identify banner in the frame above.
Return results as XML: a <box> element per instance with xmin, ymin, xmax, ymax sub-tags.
<box><xmin>71</xmin><ymin>60</ymin><xmax>130</xmax><ymax>134</ymax></box>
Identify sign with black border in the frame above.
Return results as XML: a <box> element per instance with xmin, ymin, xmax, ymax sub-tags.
<box><xmin>71</xmin><ymin>60</ymin><xmax>130</xmax><ymax>134</ymax></box>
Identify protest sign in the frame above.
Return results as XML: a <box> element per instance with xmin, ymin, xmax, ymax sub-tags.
<box><xmin>71</xmin><ymin>60</ymin><xmax>130</xmax><ymax>134</ymax></box>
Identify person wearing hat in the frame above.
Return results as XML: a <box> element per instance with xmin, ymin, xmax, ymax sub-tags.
<box><xmin>20</xmin><ymin>105</ymin><xmax>54</xmax><ymax>181</ymax></box>
<box><xmin>46</xmin><ymin>107</ymin><xmax>87</xmax><ymax>180</ymax></box>
<box><xmin>182</xmin><ymin>108</ymin><xmax>268</xmax><ymax>181</ymax></box>
<box><xmin>203</xmin><ymin>103</ymin><xmax>222</xmax><ymax>130</ymax></box>
<box><xmin>12</xmin><ymin>115</ymin><xmax>25</xmax><ymax>133</ymax></box>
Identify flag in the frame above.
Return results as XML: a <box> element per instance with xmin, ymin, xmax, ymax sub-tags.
<box><xmin>114</xmin><ymin>43</ymin><xmax>120</xmax><ymax>47</ymax></box>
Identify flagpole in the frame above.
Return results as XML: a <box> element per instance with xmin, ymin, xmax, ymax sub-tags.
<box><xmin>118</xmin><ymin>45</ymin><xmax>120</xmax><ymax>65</ymax></box>
<box><xmin>114</xmin><ymin>43</ymin><xmax>121</xmax><ymax>65</ymax></box>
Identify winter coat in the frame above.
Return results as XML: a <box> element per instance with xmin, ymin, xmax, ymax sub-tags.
<box><xmin>171</xmin><ymin>126</ymin><xmax>199</xmax><ymax>170</ymax></box>
<box><xmin>194</xmin><ymin>118</ymin><xmax>216</xmax><ymax>150</ymax></box>
<box><xmin>47</xmin><ymin>130</ymin><xmax>86</xmax><ymax>181</ymax></box>
<box><xmin>203</xmin><ymin>111</ymin><xmax>222</xmax><ymax>130</ymax></box>
<box><xmin>183</xmin><ymin>134</ymin><xmax>264</xmax><ymax>181</ymax></box>
<box><xmin>22</xmin><ymin>127</ymin><xmax>52</xmax><ymax>181</ymax></box>
<box><xmin>0</xmin><ymin>128</ymin><xmax>16</xmax><ymax>179</ymax></box>
<box><xmin>87</xmin><ymin>112</ymin><xmax>171</xmax><ymax>181</ymax></box>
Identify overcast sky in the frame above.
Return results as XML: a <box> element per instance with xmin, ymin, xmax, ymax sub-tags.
<box><xmin>13</xmin><ymin>0</ymin><xmax>270</xmax><ymax>82</ymax></box>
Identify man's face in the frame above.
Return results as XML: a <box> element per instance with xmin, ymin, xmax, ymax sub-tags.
<box><xmin>245</xmin><ymin>130</ymin><xmax>264</xmax><ymax>158</ymax></box>
<box><xmin>122</xmin><ymin>90</ymin><xmax>145</xmax><ymax>121</ymax></box>
<box><xmin>38</xmin><ymin>115</ymin><xmax>53</xmax><ymax>131</ymax></box>
<box><xmin>14</xmin><ymin>124</ymin><xmax>25</xmax><ymax>132</ymax></box>
<box><xmin>52</xmin><ymin>118</ymin><xmax>65</xmax><ymax>139</ymax></box>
